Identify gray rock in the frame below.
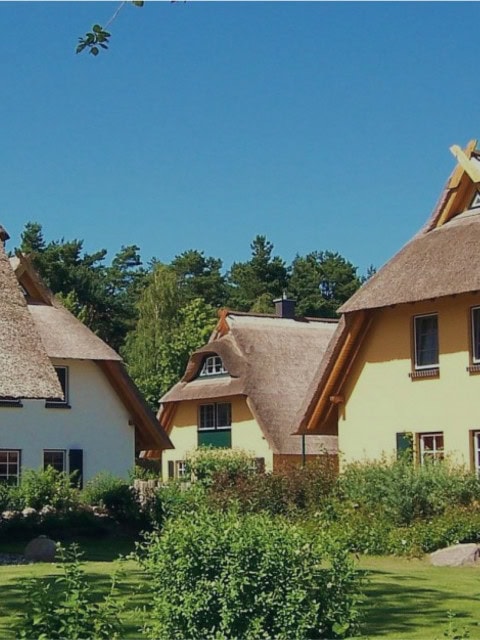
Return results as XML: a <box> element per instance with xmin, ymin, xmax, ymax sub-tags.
<box><xmin>430</xmin><ymin>543</ymin><xmax>480</xmax><ymax>567</ymax></box>
<box><xmin>24</xmin><ymin>536</ymin><xmax>57</xmax><ymax>563</ymax></box>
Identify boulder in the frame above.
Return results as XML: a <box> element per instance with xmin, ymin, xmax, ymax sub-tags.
<box><xmin>24</xmin><ymin>536</ymin><xmax>57</xmax><ymax>563</ymax></box>
<box><xmin>430</xmin><ymin>543</ymin><xmax>480</xmax><ymax>567</ymax></box>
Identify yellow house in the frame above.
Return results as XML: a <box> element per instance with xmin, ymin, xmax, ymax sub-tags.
<box><xmin>157</xmin><ymin>299</ymin><xmax>338</xmax><ymax>480</ymax></box>
<box><xmin>297</xmin><ymin>140</ymin><xmax>480</xmax><ymax>473</ymax></box>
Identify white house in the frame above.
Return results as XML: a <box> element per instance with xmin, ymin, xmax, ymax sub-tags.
<box><xmin>0</xmin><ymin>227</ymin><xmax>171</xmax><ymax>486</ymax></box>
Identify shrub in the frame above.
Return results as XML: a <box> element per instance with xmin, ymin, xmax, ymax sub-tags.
<box><xmin>19</xmin><ymin>468</ymin><xmax>79</xmax><ymax>511</ymax></box>
<box><xmin>15</xmin><ymin>543</ymin><xmax>123</xmax><ymax>639</ymax></box>
<box><xmin>135</xmin><ymin>508</ymin><xmax>363</xmax><ymax>639</ymax></box>
<box><xmin>185</xmin><ymin>447</ymin><xmax>256</xmax><ymax>486</ymax></box>
<box><xmin>148</xmin><ymin>481</ymin><xmax>208</xmax><ymax>528</ymax></box>
<box><xmin>82</xmin><ymin>473</ymin><xmax>141</xmax><ymax>523</ymax></box>
<box><xmin>337</xmin><ymin>457</ymin><xmax>480</xmax><ymax>526</ymax></box>
<box><xmin>208</xmin><ymin>458</ymin><xmax>338</xmax><ymax>516</ymax></box>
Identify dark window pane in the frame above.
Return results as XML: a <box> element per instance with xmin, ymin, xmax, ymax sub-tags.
<box><xmin>44</xmin><ymin>450</ymin><xmax>65</xmax><ymax>473</ymax></box>
<box><xmin>216</xmin><ymin>403</ymin><xmax>231</xmax><ymax>428</ymax></box>
<box><xmin>415</xmin><ymin>315</ymin><xmax>439</xmax><ymax>367</ymax></box>
<box><xmin>199</xmin><ymin>404</ymin><xmax>215</xmax><ymax>430</ymax></box>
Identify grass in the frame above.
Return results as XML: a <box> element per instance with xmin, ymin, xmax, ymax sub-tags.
<box><xmin>0</xmin><ymin>540</ymin><xmax>479</xmax><ymax>639</ymax></box>
<box><xmin>359</xmin><ymin>556</ymin><xmax>480</xmax><ymax>639</ymax></box>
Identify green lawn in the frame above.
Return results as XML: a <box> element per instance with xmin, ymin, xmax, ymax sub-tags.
<box><xmin>0</xmin><ymin>541</ymin><xmax>479</xmax><ymax>639</ymax></box>
<box><xmin>359</xmin><ymin>556</ymin><xmax>480</xmax><ymax>639</ymax></box>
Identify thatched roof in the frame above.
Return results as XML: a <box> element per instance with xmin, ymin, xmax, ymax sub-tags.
<box><xmin>161</xmin><ymin>312</ymin><xmax>338</xmax><ymax>455</ymax></box>
<box><xmin>340</xmin><ymin>209</ymin><xmax>480</xmax><ymax>313</ymax></box>
<box><xmin>11</xmin><ymin>256</ymin><xmax>120</xmax><ymax>361</ymax></box>
<box><xmin>28</xmin><ymin>304</ymin><xmax>121</xmax><ymax>361</ymax></box>
<box><xmin>0</xmin><ymin>237</ymin><xmax>63</xmax><ymax>399</ymax></box>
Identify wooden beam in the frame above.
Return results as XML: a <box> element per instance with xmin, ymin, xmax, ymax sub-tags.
<box><xmin>450</xmin><ymin>141</ymin><xmax>480</xmax><ymax>184</ymax></box>
<box><xmin>448</xmin><ymin>139</ymin><xmax>478</xmax><ymax>188</ymax></box>
<box><xmin>323</xmin><ymin>312</ymin><xmax>373</xmax><ymax>426</ymax></box>
<box><xmin>305</xmin><ymin>311</ymin><xmax>366</xmax><ymax>432</ymax></box>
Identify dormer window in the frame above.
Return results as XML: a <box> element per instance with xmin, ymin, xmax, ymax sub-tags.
<box><xmin>199</xmin><ymin>355</ymin><xmax>227</xmax><ymax>377</ymax></box>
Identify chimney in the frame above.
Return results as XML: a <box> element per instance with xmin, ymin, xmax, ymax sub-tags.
<box><xmin>0</xmin><ymin>226</ymin><xmax>10</xmax><ymax>243</ymax></box>
<box><xmin>273</xmin><ymin>294</ymin><xmax>296</xmax><ymax>319</ymax></box>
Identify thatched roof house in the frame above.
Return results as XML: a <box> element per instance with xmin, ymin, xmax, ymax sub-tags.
<box><xmin>159</xmin><ymin>302</ymin><xmax>338</xmax><ymax>468</ymax></box>
<box><xmin>0</xmin><ymin>228</ymin><xmax>62</xmax><ymax>400</ymax></box>
<box><xmin>296</xmin><ymin>139</ymin><xmax>480</xmax><ymax>438</ymax></box>
<box><xmin>8</xmin><ymin>250</ymin><xmax>171</xmax><ymax>452</ymax></box>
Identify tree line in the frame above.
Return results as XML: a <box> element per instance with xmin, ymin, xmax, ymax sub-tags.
<box><xmin>17</xmin><ymin>222</ymin><xmax>370</xmax><ymax>407</ymax></box>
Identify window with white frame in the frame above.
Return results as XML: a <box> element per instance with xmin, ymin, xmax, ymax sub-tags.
<box><xmin>46</xmin><ymin>366</ymin><xmax>69</xmax><ymax>407</ymax></box>
<box><xmin>198</xmin><ymin>403</ymin><xmax>232</xmax><ymax>431</ymax></box>
<box><xmin>414</xmin><ymin>314</ymin><xmax>439</xmax><ymax>369</ymax></box>
<box><xmin>473</xmin><ymin>431</ymin><xmax>480</xmax><ymax>476</ymax></box>
<box><xmin>175</xmin><ymin>460</ymin><xmax>188</xmax><ymax>479</ymax></box>
<box><xmin>43</xmin><ymin>450</ymin><xmax>66</xmax><ymax>473</ymax></box>
<box><xmin>0</xmin><ymin>450</ymin><xmax>21</xmax><ymax>485</ymax></box>
<box><xmin>471</xmin><ymin>307</ymin><xmax>480</xmax><ymax>364</ymax></box>
<box><xmin>419</xmin><ymin>432</ymin><xmax>444</xmax><ymax>465</ymax></box>
<box><xmin>199</xmin><ymin>356</ymin><xmax>227</xmax><ymax>377</ymax></box>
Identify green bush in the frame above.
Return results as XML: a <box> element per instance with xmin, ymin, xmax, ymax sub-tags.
<box><xmin>19</xmin><ymin>468</ymin><xmax>79</xmax><ymax>511</ymax></box>
<box><xmin>185</xmin><ymin>447</ymin><xmax>256</xmax><ymax>486</ymax></box>
<box><xmin>15</xmin><ymin>543</ymin><xmax>122</xmax><ymax>639</ymax></box>
<box><xmin>148</xmin><ymin>481</ymin><xmax>208</xmax><ymax>528</ymax></box>
<box><xmin>135</xmin><ymin>508</ymin><xmax>363</xmax><ymax>639</ymax></box>
<box><xmin>337</xmin><ymin>457</ymin><xmax>480</xmax><ymax>526</ymax></box>
<box><xmin>82</xmin><ymin>473</ymin><xmax>141</xmax><ymax>523</ymax></box>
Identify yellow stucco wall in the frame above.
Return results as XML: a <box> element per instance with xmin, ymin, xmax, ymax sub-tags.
<box><xmin>162</xmin><ymin>395</ymin><xmax>273</xmax><ymax>480</ymax></box>
<box><xmin>340</xmin><ymin>293</ymin><xmax>480</xmax><ymax>468</ymax></box>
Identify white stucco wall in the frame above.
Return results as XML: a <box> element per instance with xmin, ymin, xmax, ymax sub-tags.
<box><xmin>0</xmin><ymin>359</ymin><xmax>135</xmax><ymax>482</ymax></box>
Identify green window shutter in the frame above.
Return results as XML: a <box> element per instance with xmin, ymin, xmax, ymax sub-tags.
<box><xmin>198</xmin><ymin>430</ymin><xmax>232</xmax><ymax>448</ymax></box>
<box><xmin>168</xmin><ymin>461</ymin><xmax>174</xmax><ymax>479</ymax></box>
<box><xmin>396</xmin><ymin>432</ymin><xmax>413</xmax><ymax>461</ymax></box>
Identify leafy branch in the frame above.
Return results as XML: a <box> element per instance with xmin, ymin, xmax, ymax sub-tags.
<box><xmin>76</xmin><ymin>1</ymin><xmax>144</xmax><ymax>56</ymax></box>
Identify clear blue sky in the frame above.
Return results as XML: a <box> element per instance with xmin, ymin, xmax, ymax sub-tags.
<box><xmin>2</xmin><ymin>1</ymin><xmax>479</xmax><ymax>275</ymax></box>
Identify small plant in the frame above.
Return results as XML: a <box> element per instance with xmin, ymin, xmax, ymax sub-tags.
<box><xmin>15</xmin><ymin>543</ymin><xmax>123</xmax><ymax>639</ymax></box>
<box><xmin>438</xmin><ymin>610</ymin><xmax>471</xmax><ymax>640</ymax></box>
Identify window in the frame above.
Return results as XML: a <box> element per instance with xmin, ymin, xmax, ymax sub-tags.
<box><xmin>43</xmin><ymin>450</ymin><xmax>66</xmax><ymax>473</ymax></box>
<box><xmin>419</xmin><ymin>432</ymin><xmax>444</xmax><ymax>465</ymax></box>
<box><xmin>471</xmin><ymin>307</ymin><xmax>480</xmax><ymax>364</ymax></box>
<box><xmin>198</xmin><ymin>403</ymin><xmax>232</xmax><ymax>431</ymax></box>
<box><xmin>198</xmin><ymin>402</ymin><xmax>232</xmax><ymax>448</ymax></box>
<box><xmin>473</xmin><ymin>432</ymin><xmax>480</xmax><ymax>476</ymax></box>
<box><xmin>175</xmin><ymin>461</ymin><xmax>188</xmax><ymax>479</ymax></box>
<box><xmin>414</xmin><ymin>314</ymin><xmax>439</xmax><ymax>370</ymax></box>
<box><xmin>199</xmin><ymin>356</ymin><xmax>227</xmax><ymax>377</ymax></box>
<box><xmin>46</xmin><ymin>366</ymin><xmax>70</xmax><ymax>408</ymax></box>
<box><xmin>0</xmin><ymin>450</ymin><xmax>21</xmax><ymax>485</ymax></box>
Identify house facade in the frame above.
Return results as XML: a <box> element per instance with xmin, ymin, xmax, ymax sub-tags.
<box><xmin>296</xmin><ymin>140</ymin><xmax>480</xmax><ymax>473</ymax></box>
<box><xmin>0</xmin><ymin>234</ymin><xmax>171</xmax><ymax>486</ymax></box>
<box><xmin>153</xmin><ymin>300</ymin><xmax>338</xmax><ymax>480</ymax></box>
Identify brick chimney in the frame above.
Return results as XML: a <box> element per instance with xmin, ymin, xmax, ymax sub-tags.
<box><xmin>273</xmin><ymin>294</ymin><xmax>296</xmax><ymax>319</ymax></box>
